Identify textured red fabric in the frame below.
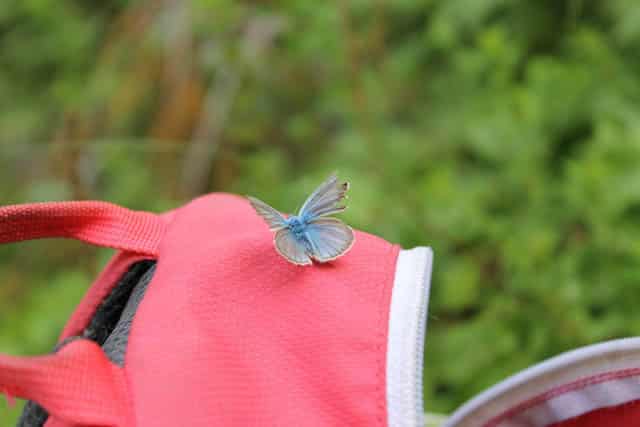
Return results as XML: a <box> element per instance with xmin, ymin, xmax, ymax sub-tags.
<box><xmin>0</xmin><ymin>201</ymin><xmax>165</xmax><ymax>256</ymax></box>
<box><xmin>0</xmin><ymin>195</ymin><xmax>399</xmax><ymax>426</ymax></box>
<box><xmin>125</xmin><ymin>193</ymin><xmax>399</xmax><ymax>426</ymax></box>
<box><xmin>45</xmin><ymin>250</ymin><xmax>148</xmax><ymax>427</ymax></box>
<box><xmin>549</xmin><ymin>400</ymin><xmax>640</xmax><ymax>427</ymax></box>
<box><xmin>0</xmin><ymin>201</ymin><xmax>160</xmax><ymax>426</ymax></box>
<box><xmin>60</xmin><ymin>251</ymin><xmax>153</xmax><ymax>340</ymax></box>
<box><xmin>0</xmin><ymin>339</ymin><xmax>130</xmax><ymax>426</ymax></box>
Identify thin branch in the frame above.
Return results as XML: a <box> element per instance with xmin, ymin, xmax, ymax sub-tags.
<box><xmin>180</xmin><ymin>14</ymin><xmax>286</xmax><ymax>197</ymax></box>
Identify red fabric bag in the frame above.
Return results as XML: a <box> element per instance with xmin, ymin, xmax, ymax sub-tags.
<box><xmin>0</xmin><ymin>195</ymin><xmax>433</xmax><ymax>427</ymax></box>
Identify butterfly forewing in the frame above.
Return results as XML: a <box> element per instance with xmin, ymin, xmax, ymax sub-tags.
<box><xmin>297</xmin><ymin>173</ymin><xmax>337</xmax><ymax>215</ymax></box>
<box><xmin>305</xmin><ymin>218</ymin><xmax>355</xmax><ymax>262</ymax></box>
<box><xmin>275</xmin><ymin>229</ymin><xmax>313</xmax><ymax>265</ymax></box>
<box><xmin>298</xmin><ymin>174</ymin><xmax>349</xmax><ymax>219</ymax></box>
<box><xmin>247</xmin><ymin>196</ymin><xmax>287</xmax><ymax>230</ymax></box>
<box><xmin>303</xmin><ymin>186</ymin><xmax>348</xmax><ymax>218</ymax></box>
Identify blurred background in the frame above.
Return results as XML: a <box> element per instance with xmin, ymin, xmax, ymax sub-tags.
<box><xmin>2</xmin><ymin>0</ymin><xmax>640</xmax><ymax>424</ymax></box>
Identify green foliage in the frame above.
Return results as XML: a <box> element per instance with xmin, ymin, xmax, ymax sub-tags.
<box><xmin>3</xmin><ymin>0</ymin><xmax>640</xmax><ymax>424</ymax></box>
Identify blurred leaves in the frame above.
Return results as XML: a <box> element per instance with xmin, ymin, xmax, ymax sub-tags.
<box><xmin>2</xmin><ymin>0</ymin><xmax>640</xmax><ymax>423</ymax></box>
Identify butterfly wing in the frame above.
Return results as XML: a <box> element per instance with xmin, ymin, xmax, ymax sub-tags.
<box><xmin>247</xmin><ymin>196</ymin><xmax>287</xmax><ymax>231</ymax></box>
<box><xmin>275</xmin><ymin>228</ymin><xmax>312</xmax><ymax>265</ymax></box>
<box><xmin>305</xmin><ymin>218</ymin><xmax>355</xmax><ymax>262</ymax></box>
<box><xmin>298</xmin><ymin>173</ymin><xmax>349</xmax><ymax>219</ymax></box>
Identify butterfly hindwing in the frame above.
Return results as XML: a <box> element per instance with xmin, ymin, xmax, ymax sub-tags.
<box><xmin>247</xmin><ymin>196</ymin><xmax>287</xmax><ymax>231</ymax></box>
<box><xmin>274</xmin><ymin>228</ymin><xmax>313</xmax><ymax>265</ymax></box>
<box><xmin>305</xmin><ymin>217</ymin><xmax>355</xmax><ymax>262</ymax></box>
<box><xmin>298</xmin><ymin>173</ymin><xmax>349</xmax><ymax>219</ymax></box>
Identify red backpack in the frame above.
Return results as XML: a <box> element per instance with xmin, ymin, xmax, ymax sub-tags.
<box><xmin>0</xmin><ymin>195</ymin><xmax>432</xmax><ymax>427</ymax></box>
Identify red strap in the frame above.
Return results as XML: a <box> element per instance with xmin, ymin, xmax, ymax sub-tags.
<box><xmin>0</xmin><ymin>339</ymin><xmax>130</xmax><ymax>426</ymax></box>
<box><xmin>0</xmin><ymin>201</ymin><xmax>165</xmax><ymax>256</ymax></box>
<box><xmin>0</xmin><ymin>201</ymin><xmax>156</xmax><ymax>425</ymax></box>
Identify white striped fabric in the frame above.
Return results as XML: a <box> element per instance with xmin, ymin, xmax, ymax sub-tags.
<box><xmin>445</xmin><ymin>338</ymin><xmax>640</xmax><ymax>427</ymax></box>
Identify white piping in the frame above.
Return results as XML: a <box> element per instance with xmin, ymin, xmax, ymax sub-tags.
<box><xmin>386</xmin><ymin>247</ymin><xmax>434</xmax><ymax>427</ymax></box>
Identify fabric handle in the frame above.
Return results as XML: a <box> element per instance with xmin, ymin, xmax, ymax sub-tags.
<box><xmin>0</xmin><ymin>200</ymin><xmax>163</xmax><ymax>425</ymax></box>
<box><xmin>0</xmin><ymin>201</ymin><xmax>166</xmax><ymax>256</ymax></box>
<box><xmin>0</xmin><ymin>339</ymin><xmax>130</xmax><ymax>426</ymax></box>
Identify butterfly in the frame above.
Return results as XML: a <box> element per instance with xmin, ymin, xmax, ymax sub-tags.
<box><xmin>247</xmin><ymin>173</ymin><xmax>355</xmax><ymax>265</ymax></box>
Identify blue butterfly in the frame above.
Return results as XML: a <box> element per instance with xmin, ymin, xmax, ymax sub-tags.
<box><xmin>247</xmin><ymin>173</ymin><xmax>355</xmax><ymax>265</ymax></box>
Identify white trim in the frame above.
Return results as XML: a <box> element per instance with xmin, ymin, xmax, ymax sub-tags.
<box><xmin>444</xmin><ymin>337</ymin><xmax>640</xmax><ymax>427</ymax></box>
<box><xmin>506</xmin><ymin>374</ymin><xmax>640</xmax><ymax>426</ymax></box>
<box><xmin>386</xmin><ymin>247</ymin><xmax>434</xmax><ymax>427</ymax></box>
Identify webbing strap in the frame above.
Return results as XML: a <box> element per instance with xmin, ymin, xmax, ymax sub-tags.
<box><xmin>0</xmin><ymin>339</ymin><xmax>130</xmax><ymax>426</ymax></box>
<box><xmin>0</xmin><ymin>200</ymin><xmax>164</xmax><ymax>426</ymax></box>
<box><xmin>0</xmin><ymin>201</ymin><xmax>165</xmax><ymax>256</ymax></box>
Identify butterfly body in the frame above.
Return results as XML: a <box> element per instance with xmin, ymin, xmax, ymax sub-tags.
<box><xmin>248</xmin><ymin>174</ymin><xmax>355</xmax><ymax>265</ymax></box>
<box><xmin>285</xmin><ymin>216</ymin><xmax>309</xmax><ymax>239</ymax></box>
<box><xmin>282</xmin><ymin>216</ymin><xmax>313</xmax><ymax>253</ymax></box>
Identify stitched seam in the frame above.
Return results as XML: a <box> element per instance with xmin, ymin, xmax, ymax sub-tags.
<box><xmin>124</xmin><ymin>208</ymin><xmax>186</xmax><ymax>427</ymax></box>
<box><xmin>483</xmin><ymin>367</ymin><xmax>640</xmax><ymax>427</ymax></box>
<box><xmin>378</xmin><ymin>244</ymin><xmax>400</xmax><ymax>427</ymax></box>
<box><xmin>551</xmin><ymin>398</ymin><xmax>640</xmax><ymax>427</ymax></box>
<box><xmin>412</xmin><ymin>249</ymin><xmax>425</xmax><ymax>427</ymax></box>
<box><xmin>124</xmin><ymin>369</ymin><xmax>137</xmax><ymax>427</ymax></box>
